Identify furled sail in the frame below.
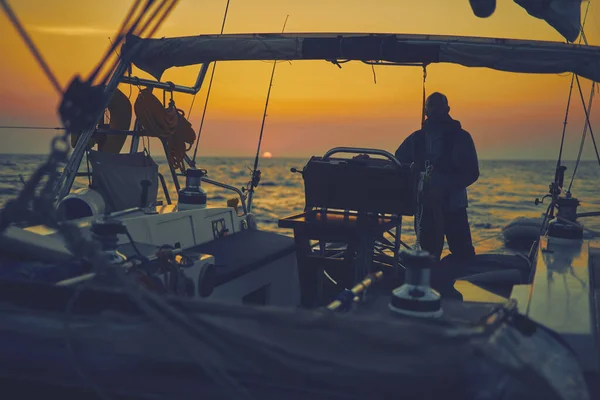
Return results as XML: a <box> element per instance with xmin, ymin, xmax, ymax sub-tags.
<box><xmin>122</xmin><ymin>32</ymin><xmax>600</xmax><ymax>83</ymax></box>
<box><xmin>514</xmin><ymin>0</ymin><xmax>582</xmax><ymax>43</ymax></box>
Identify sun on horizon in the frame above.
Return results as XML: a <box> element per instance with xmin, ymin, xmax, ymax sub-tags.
<box><xmin>262</xmin><ymin>151</ymin><xmax>273</xmax><ymax>159</ymax></box>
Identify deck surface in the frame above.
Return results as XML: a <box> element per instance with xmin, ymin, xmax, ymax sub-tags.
<box><xmin>591</xmin><ymin>246</ymin><xmax>600</xmax><ymax>345</ymax></box>
<box><xmin>590</xmin><ymin>246</ymin><xmax>600</xmax><ymax>396</ymax></box>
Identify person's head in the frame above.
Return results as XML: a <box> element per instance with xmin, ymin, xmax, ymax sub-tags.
<box><xmin>424</xmin><ymin>92</ymin><xmax>450</xmax><ymax>120</ymax></box>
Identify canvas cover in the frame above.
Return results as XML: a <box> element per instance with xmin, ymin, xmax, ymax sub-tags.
<box><xmin>122</xmin><ymin>32</ymin><xmax>600</xmax><ymax>82</ymax></box>
<box><xmin>88</xmin><ymin>150</ymin><xmax>159</xmax><ymax>213</ymax></box>
<box><xmin>0</xmin><ymin>291</ymin><xmax>590</xmax><ymax>400</ymax></box>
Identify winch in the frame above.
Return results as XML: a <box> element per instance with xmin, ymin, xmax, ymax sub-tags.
<box><xmin>178</xmin><ymin>168</ymin><xmax>208</xmax><ymax>210</ymax></box>
<box><xmin>547</xmin><ymin>195</ymin><xmax>584</xmax><ymax>240</ymax></box>
<box><xmin>389</xmin><ymin>249</ymin><xmax>443</xmax><ymax>318</ymax></box>
<box><xmin>90</xmin><ymin>218</ymin><xmax>128</xmax><ymax>264</ymax></box>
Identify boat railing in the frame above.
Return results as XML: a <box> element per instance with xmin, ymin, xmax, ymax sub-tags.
<box><xmin>81</xmin><ymin>128</ymin><xmax>181</xmax><ymax>194</ymax></box>
<box><xmin>322</xmin><ymin>147</ymin><xmax>403</xmax><ymax>167</ymax></box>
<box><xmin>175</xmin><ymin>173</ymin><xmax>247</xmax><ymax>215</ymax></box>
<box><xmin>69</xmin><ymin>127</ymin><xmax>246</xmax><ymax>213</ymax></box>
<box><xmin>201</xmin><ymin>177</ymin><xmax>247</xmax><ymax>215</ymax></box>
<box><xmin>75</xmin><ymin>170</ymin><xmax>172</xmax><ymax>205</ymax></box>
<box><xmin>120</xmin><ymin>63</ymin><xmax>210</xmax><ymax>95</ymax></box>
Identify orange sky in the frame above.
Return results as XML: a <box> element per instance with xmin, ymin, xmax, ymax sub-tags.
<box><xmin>1</xmin><ymin>0</ymin><xmax>600</xmax><ymax>159</ymax></box>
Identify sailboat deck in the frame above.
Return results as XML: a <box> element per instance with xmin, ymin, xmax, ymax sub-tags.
<box><xmin>590</xmin><ymin>246</ymin><xmax>600</xmax><ymax>343</ymax></box>
<box><xmin>589</xmin><ymin>246</ymin><xmax>600</xmax><ymax>396</ymax></box>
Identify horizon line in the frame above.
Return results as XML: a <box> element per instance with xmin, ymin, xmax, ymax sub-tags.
<box><xmin>0</xmin><ymin>153</ymin><xmax>597</xmax><ymax>163</ymax></box>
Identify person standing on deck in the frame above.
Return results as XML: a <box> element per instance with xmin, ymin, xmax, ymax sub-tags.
<box><xmin>395</xmin><ymin>92</ymin><xmax>480</xmax><ymax>261</ymax></box>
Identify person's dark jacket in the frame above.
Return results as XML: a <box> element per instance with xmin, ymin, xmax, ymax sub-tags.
<box><xmin>395</xmin><ymin>115</ymin><xmax>479</xmax><ymax>209</ymax></box>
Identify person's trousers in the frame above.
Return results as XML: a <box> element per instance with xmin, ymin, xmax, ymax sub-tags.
<box><xmin>414</xmin><ymin>196</ymin><xmax>476</xmax><ymax>261</ymax></box>
<box><xmin>413</xmin><ymin>197</ymin><xmax>475</xmax><ymax>300</ymax></box>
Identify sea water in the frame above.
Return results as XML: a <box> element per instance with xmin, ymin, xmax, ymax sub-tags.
<box><xmin>1</xmin><ymin>155</ymin><xmax>599</xmax><ymax>254</ymax></box>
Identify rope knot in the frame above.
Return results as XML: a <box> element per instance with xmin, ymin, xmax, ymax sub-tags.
<box><xmin>134</xmin><ymin>88</ymin><xmax>196</xmax><ymax>172</ymax></box>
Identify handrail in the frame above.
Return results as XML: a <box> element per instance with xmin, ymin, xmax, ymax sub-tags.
<box><xmin>157</xmin><ymin>173</ymin><xmax>171</xmax><ymax>205</ymax></box>
<box><xmin>92</xmin><ymin>128</ymin><xmax>153</xmax><ymax>136</ymax></box>
<box><xmin>54</xmin><ymin>61</ymin><xmax>130</xmax><ymax>201</ymax></box>
<box><xmin>121</xmin><ymin>63</ymin><xmax>210</xmax><ymax>95</ymax></box>
<box><xmin>577</xmin><ymin>211</ymin><xmax>600</xmax><ymax>218</ymax></box>
<box><xmin>76</xmin><ymin>157</ymin><xmax>171</xmax><ymax>205</ymax></box>
<box><xmin>201</xmin><ymin>177</ymin><xmax>247</xmax><ymax>215</ymax></box>
<box><xmin>322</xmin><ymin>147</ymin><xmax>403</xmax><ymax>168</ymax></box>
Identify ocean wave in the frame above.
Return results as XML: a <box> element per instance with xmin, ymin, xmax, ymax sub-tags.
<box><xmin>472</xmin><ymin>222</ymin><xmax>497</xmax><ymax>229</ymax></box>
<box><xmin>0</xmin><ymin>187</ymin><xmax>19</xmax><ymax>196</ymax></box>
<box><xmin>1</xmin><ymin>157</ymin><xmax>599</xmax><ymax>247</ymax></box>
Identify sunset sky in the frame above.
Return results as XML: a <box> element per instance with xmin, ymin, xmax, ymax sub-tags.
<box><xmin>1</xmin><ymin>0</ymin><xmax>600</xmax><ymax>160</ymax></box>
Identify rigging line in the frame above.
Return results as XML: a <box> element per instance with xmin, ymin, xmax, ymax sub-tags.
<box><xmin>247</xmin><ymin>14</ymin><xmax>289</xmax><ymax>212</ymax></box>
<box><xmin>190</xmin><ymin>63</ymin><xmax>216</xmax><ymax>163</ymax></box>
<box><xmin>147</xmin><ymin>1</ymin><xmax>179</xmax><ymax>38</ymax></box>
<box><xmin>86</xmin><ymin>0</ymin><xmax>149</xmax><ymax>84</ymax></box>
<box><xmin>186</xmin><ymin>88</ymin><xmax>197</xmax><ymax>118</ymax></box>
<box><xmin>421</xmin><ymin>64</ymin><xmax>427</xmax><ymax>129</ymax></box>
<box><xmin>138</xmin><ymin>0</ymin><xmax>172</xmax><ymax>37</ymax></box>
<box><xmin>567</xmin><ymin>81</ymin><xmax>595</xmax><ymax>193</ymax></box>
<box><xmin>538</xmin><ymin>201</ymin><xmax>555</xmax><ymax>242</ymax></box>
<box><xmin>98</xmin><ymin>1</ymin><xmax>178</xmax><ymax>86</ymax></box>
<box><xmin>53</xmin><ymin>2</ymin><xmax>171</xmax><ymax>201</ymax></box>
<box><xmin>109</xmin><ymin>0</ymin><xmax>143</xmax><ymax>47</ymax></box>
<box><xmin>107</xmin><ymin>37</ymin><xmax>121</xmax><ymax>58</ymax></box>
<box><xmin>568</xmin><ymin>76</ymin><xmax>600</xmax><ymax>193</ymax></box>
<box><xmin>0</xmin><ymin>125</ymin><xmax>65</xmax><ymax>130</ymax></box>
<box><xmin>114</xmin><ymin>0</ymin><xmax>144</xmax><ymax>38</ymax></box>
<box><xmin>0</xmin><ymin>0</ymin><xmax>62</xmax><ymax>94</ymax></box>
<box><xmin>85</xmin><ymin>149</ymin><xmax>92</xmax><ymax>187</ymax></box>
<box><xmin>94</xmin><ymin>0</ymin><xmax>176</xmax><ymax>86</ymax></box>
<box><xmin>191</xmin><ymin>0</ymin><xmax>231</xmax><ymax>164</ymax></box>
<box><xmin>472</xmin><ymin>232</ymin><xmax>502</xmax><ymax>245</ymax></box>
<box><xmin>371</xmin><ymin>64</ymin><xmax>377</xmax><ymax>84</ymax></box>
<box><xmin>580</xmin><ymin>22</ymin><xmax>589</xmax><ymax>46</ymax></box>
<box><xmin>558</xmin><ymin>74</ymin><xmax>576</xmax><ymax>167</ymax></box>
<box><xmin>575</xmin><ymin>75</ymin><xmax>600</xmax><ymax>165</ymax></box>
<box><xmin>557</xmin><ymin>1</ymin><xmax>590</xmax><ymax>167</ymax></box>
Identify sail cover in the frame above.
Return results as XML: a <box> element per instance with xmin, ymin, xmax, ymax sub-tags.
<box><xmin>515</xmin><ymin>0</ymin><xmax>582</xmax><ymax>43</ymax></box>
<box><xmin>122</xmin><ymin>33</ymin><xmax>600</xmax><ymax>83</ymax></box>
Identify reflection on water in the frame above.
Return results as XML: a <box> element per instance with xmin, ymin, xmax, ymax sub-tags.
<box><xmin>0</xmin><ymin>155</ymin><xmax>599</xmax><ymax>255</ymax></box>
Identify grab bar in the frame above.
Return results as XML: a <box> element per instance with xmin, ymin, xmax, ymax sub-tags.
<box><xmin>322</xmin><ymin>147</ymin><xmax>403</xmax><ymax>168</ymax></box>
<box><xmin>201</xmin><ymin>177</ymin><xmax>247</xmax><ymax>215</ymax></box>
<box><xmin>157</xmin><ymin>173</ymin><xmax>171</xmax><ymax>205</ymax></box>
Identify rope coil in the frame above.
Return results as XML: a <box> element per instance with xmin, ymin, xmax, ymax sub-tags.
<box><xmin>134</xmin><ymin>88</ymin><xmax>196</xmax><ymax>172</ymax></box>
